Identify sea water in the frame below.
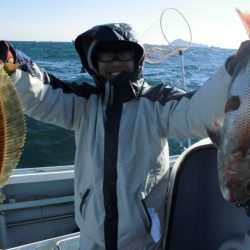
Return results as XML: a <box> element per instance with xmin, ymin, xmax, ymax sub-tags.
<box><xmin>11</xmin><ymin>41</ymin><xmax>235</xmax><ymax>168</ymax></box>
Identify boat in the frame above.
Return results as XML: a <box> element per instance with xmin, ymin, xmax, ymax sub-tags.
<box><xmin>0</xmin><ymin>165</ymin><xmax>77</xmax><ymax>249</ymax></box>
<box><xmin>1</xmin><ymin>139</ymin><xmax>250</xmax><ymax>250</ymax></box>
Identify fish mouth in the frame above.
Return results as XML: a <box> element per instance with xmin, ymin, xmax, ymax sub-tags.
<box><xmin>218</xmin><ymin>158</ymin><xmax>250</xmax><ymax>202</ymax></box>
<box><xmin>219</xmin><ymin>158</ymin><xmax>250</xmax><ymax>179</ymax></box>
<box><xmin>221</xmin><ymin>176</ymin><xmax>250</xmax><ymax>202</ymax></box>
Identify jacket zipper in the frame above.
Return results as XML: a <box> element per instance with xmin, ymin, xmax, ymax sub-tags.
<box><xmin>135</xmin><ymin>190</ymin><xmax>152</xmax><ymax>234</ymax></box>
<box><xmin>140</xmin><ymin>199</ymin><xmax>152</xmax><ymax>234</ymax></box>
<box><xmin>79</xmin><ymin>188</ymin><xmax>91</xmax><ymax>217</ymax></box>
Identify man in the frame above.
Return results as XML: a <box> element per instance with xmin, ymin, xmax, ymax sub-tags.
<box><xmin>0</xmin><ymin>23</ymin><xmax>248</xmax><ymax>250</ymax></box>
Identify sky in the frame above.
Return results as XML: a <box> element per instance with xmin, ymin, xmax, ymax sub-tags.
<box><xmin>1</xmin><ymin>0</ymin><xmax>249</xmax><ymax>49</ymax></box>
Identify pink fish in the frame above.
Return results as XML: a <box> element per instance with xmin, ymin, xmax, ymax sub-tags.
<box><xmin>207</xmin><ymin>47</ymin><xmax>250</xmax><ymax>203</ymax></box>
<box><xmin>207</xmin><ymin>9</ymin><xmax>250</xmax><ymax>202</ymax></box>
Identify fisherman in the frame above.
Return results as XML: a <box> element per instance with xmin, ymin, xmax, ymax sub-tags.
<box><xmin>0</xmin><ymin>23</ymin><xmax>249</xmax><ymax>250</ymax></box>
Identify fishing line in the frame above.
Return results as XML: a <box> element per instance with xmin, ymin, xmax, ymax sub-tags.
<box><xmin>140</xmin><ymin>17</ymin><xmax>160</xmax><ymax>40</ymax></box>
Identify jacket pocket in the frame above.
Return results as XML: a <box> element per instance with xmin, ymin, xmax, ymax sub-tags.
<box><xmin>79</xmin><ymin>188</ymin><xmax>91</xmax><ymax>219</ymax></box>
<box><xmin>135</xmin><ymin>193</ymin><xmax>152</xmax><ymax>234</ymax></box>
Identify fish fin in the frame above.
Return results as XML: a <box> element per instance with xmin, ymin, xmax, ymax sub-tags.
<box><xmin>236</xmin><ymin>8</ymin><xmax>250</xmax><ymax>38</ymax></box>
<box><xmin>206</xmin><ymin>122</ymin><xmax>222</xmax><ymax>148</ymax></box>
<box><xmin>225</xmin><ymin>96</ymin><xmax>241</xmax><ymax>113</ymax></box>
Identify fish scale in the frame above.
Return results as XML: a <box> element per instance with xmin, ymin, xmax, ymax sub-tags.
<box><xmin>227</xmin><ymin>66</ymin><xmax>250</xmax><ymax>152</ymax></box>
<box><xmin>207</xmin><ymin>50</ymin><xmax>250</xmax><ymax>202</ymax></box>
<box><xmin>0</xmin><ymin>65</ymin><xmax>26</xmax><ymax>201</ymax></box>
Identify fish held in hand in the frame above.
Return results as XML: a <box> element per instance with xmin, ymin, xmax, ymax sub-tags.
<box><xmin>0</xmin><ymin>65</ymin><xmax>26</xmax><ymax>197</ymax></box>
<box><xmin>207</xmin><ymin>45</ymin><xmax>250</xmax><ymax>203</ymax></box>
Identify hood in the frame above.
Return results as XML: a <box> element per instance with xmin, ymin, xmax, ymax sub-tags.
<box><xmin>74</xmin><ymin>23</ymin><xmax>145</xmax><ymax>85</ymax></box>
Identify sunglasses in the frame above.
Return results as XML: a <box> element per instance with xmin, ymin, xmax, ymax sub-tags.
<box><xmin>95</xmin><ymin>50</ymin><xmax>136</xmax><ymax>62</ymax></box>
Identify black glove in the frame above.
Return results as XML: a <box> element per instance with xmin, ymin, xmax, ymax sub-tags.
<box><xmin>0</xmin><ymin>41</ymin><xmax>14</xmax><ymax>64</ymax></box>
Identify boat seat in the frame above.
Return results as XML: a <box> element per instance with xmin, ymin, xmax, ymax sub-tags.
<box><xmin>164</xmin><ymin>138</ymin><xmax>250</xmax><ymax>250</ymax></box>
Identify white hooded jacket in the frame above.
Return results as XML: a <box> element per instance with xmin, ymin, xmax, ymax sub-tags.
<box><xmin>9</xmin><ymin>23</ymin><xmax>232</xmax><ymax>249</ymax></box>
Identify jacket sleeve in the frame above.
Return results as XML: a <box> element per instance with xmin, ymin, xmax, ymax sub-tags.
<box><xmin>163</xmin><ymin>64</ymin><xmax>232</xmax><ymax>139</ymax></box>
<box><xmin>10</xmin><ymin>49</ymin><xmax>88</xmax><ymax>131</ymax></box>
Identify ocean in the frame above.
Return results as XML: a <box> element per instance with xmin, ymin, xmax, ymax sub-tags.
<box><xmin>11</xmin><ymin>41</ymin><xmax>235</xmax><ymax>168</ymax></box>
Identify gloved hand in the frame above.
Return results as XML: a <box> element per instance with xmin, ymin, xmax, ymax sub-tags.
<box><xmin>227</xmin><ymin>40</ymin><xmax>250</xmax><ymax>75</ymax></box>
<box><xmin>0</xmin><ymin>41</ymin><xmax>20</xmax><ymax>75</ymax></box>
<box><xmin>0</xmin><ymin>40</ymin><xmax>14</xmax><ymax>64</ymax></box>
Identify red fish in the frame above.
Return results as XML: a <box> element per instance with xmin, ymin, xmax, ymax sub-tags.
<box><xmin>207</xmin><ymin>9</ymin><xmax>250</xmax><ymax>202</ymax></box>
<box><xmin>207</xmin><ymin>49</ymin><xmax>250</xmax><ymax>202</ymax></box>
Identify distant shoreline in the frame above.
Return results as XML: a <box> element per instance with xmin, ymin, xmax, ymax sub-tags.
<box><xmin>10</xmin><ymin>40</ymin><xmax>237</xmax><ymax>50</ymax></box>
